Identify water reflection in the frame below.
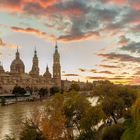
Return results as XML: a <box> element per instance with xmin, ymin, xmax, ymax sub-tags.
<box><xmin>0</xmin><ymin>101</ymin><xmax>45</xmax><ymax>140</ymax></box>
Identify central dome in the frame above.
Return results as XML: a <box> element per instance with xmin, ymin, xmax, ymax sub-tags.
<box><xmin>10</xmin><ymin>49</ymin><xmax>25</xmax><ymax>74</ymax></box>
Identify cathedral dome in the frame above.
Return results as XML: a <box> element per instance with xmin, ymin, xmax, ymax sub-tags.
<box><xmin>44</xmin><ymin>65</ymin><xmax>52</xmax><ymax>79</ymax></box>
<box><xmin>10</xmin><ymin>49</ymin><xmax>25</xmax><ymax>74</ymax></box>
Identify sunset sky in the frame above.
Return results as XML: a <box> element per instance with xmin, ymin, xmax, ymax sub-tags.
<box><xmin>0</xmin><ymin>0</ymin><xmax>140</xmax><ymax>84</ymax></box>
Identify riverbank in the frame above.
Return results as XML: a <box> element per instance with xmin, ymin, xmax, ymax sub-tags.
<box><xmin>0</xmin><ymin>95</ymin><xmax>49</xmax><ymax>106</ymax></box>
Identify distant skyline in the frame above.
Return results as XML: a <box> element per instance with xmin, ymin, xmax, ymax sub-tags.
<box><xmin>0</xmin><ymin>0</ymin><xmax>140</xmax><ymax>84</ymax></box>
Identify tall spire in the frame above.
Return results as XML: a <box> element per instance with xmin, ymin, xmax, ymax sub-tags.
<box><xmin>55</xmin><ymin>39</ymin><xmax>58</xmax><ymax>53</ymax></box>
<box><xmin>16</xmin><ymin>46</ymin><xmax>20</xmax><ymax>59</ymax></box>
<box><xmin>34</xmin><ymin>47</ymin><xmax>37</xmax><ymax>58</ymax></box>
<box><xmin>17</xmin><ymin>46</ymin><xmax>19</xmax><ymax>52</ymax></box>
<box><xmin>46</xmin><ymin>64</ymin><xmax>49</xmax><ymax>71</ymax></box>
<box><xmin>55</xmin><ymin>39</ymin><xmax>57</xmax><ymax>49</ymax></box>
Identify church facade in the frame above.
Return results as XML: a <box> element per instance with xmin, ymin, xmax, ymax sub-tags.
<box><xmin>0</xmin><ymin>43</ymin><xmax>61</xmax><ymax>94</ymax></box>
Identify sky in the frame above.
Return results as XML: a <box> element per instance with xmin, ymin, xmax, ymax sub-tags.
<box><xmin>0</xmin><ymin>0</ymin><xmax>140</xmax><ymax>84</ymax></box>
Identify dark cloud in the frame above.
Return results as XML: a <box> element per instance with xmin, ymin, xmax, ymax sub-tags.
<box><xmin>120</xmin><ymin>8</ymin><xmax>140</xmax><ymax>25</ymax></box>
<box><xmin>130</xmin><ymin>24</ymin><xmax>140</xmax><ymax>33</ymax></box>
<box><xmin>22</xmin><ymin>0</ymin><xmax>121</xmax><ymax>41</ymax></box>
<box><xmin>79</xmin><ymin>68</ymin><xmax>114</xmax><ymax>74</ymax></box>
<box><xmin>0</xmin><ymin>0</ymin><xmax>21</xmax><ymax>5</ymax></box>
<box><xmin>97</xmin><ymin>71</ymin><xmax>115</xmax><ymax>74</ymax></box>
<box><xmin>98</xmin><ymin>53</ymin><xmax>140</xmax><ymax>63</ymax></box>
<box><xmin>79</xmin><ymin>68</ymin><xmax>86</xmax><ymax>72</ymax></box>
<box><xmin>23</xmin><ymin>2</ymin><xmax>44</xmax><ymax>16</ymax></box>
<box><xmin>63</xmin><ymin>74</ymin><xmax>80</xmax><ymax>76</ymax></box>
<box><xmin>134</xmin><ymin>71</ymin><xmax>140</xmax><ymax>75</ymax></box>
<box><xmin>86</xmin><ymin>76</ymin><xmax>131</xmax><ymax>80</ymax></box>
<box><xmin>90</xmin><ymin>69</ymin><xmax>97</xmax><ymax>73</ymax></box>
<box><xmin>97</xmin><ymin>64</ymin><xmax>120</xmax><ymax>68</ymax></box>
<box><xmin>118</xmin><ymin>35</ymin><xmax>130</xmax><ymax>45</ymax></box>
<box><xmin>121</xmin><ymin>42</ymin><xmax>140</xmax><ymax>54</ymax></box>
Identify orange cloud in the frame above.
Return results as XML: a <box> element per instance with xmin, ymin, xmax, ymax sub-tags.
<box><xmin>97</xmin><ymin>64</ymin><xmax>120</xmax><ymax>69</ymax></box>
<box><xmin>131</xmin><ymin>1</ymin><xmax>140</xmax><ymax>10</ymax></box>
<box><xmin>102</xmin><ymin>0</ymin><xmax>127</xmax><ymax>5</ymax></box>
<box><xmin>35</xmin><ymin>0</ymin><xmax>61</xmax><ymax>8</ymax></box>
<box><xmin>11</xmin><ymin>26</ymin><xmax>56</xmax><ymax>41</ymax></box>
<box><xmin>0</xmin><ymin>0</ymin><xmax>61</xmax><ymax>12</ymax></box>
<box><xmin>130</xmin><ymin>77</ymin><xmax>140</xmax><ymax>85</ymax></box>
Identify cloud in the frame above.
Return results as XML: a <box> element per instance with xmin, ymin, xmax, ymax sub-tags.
<box><xmin>98</xmin><ymin>53</ymin><xmax>140</xmax><ymax>63</ymax></box>
<box><xmin>58</xmin><ymin>31</ymin><xmax>100</xmax><ymax>42</ymax></box>
<box><xmin>130</xmin><ymin>24</ymin><xmax>140</xmax><ymax>33</ymax></box>
<box><xmin>130</xmin><ymin>77</ymin><xmax>140</xmax><ymax>85</ymax></box>
<box><xmin>130</xmin><ymin>0</ymin><xmax>140</xmax><ymax>10</ymax></box>
<box><xmin>118</xmin><ymin>35</ymin><xmax>130</xmax><ymax>45</ymax></box>
<box><xmin>1</xmin><ymin>0</ymin><xmax>120</xmax><ymax>41</ymax></box>
<box><xmin>134</xmin><ymin>71</ymin><xmax>140</xmax><ymax>75</ymax></box>
<box><xmin>63</xmin><ymin>74</ymin><xmax>80</xmax><ymax>77</ymax></box>
<box><xmin>101</xmin><ymin>0</ymin><xmax>127</xmax><ymax>5</ymax></box>
<box><xmin>79</xmin><ymin>68</ymin><xmax>86</xmax><ymax>72</ymax></box>
<box><xmin>79</xmin><ymin>68</ymin><xmax>114</xmax><ymax>74</ymax></box>
<box><xmin>11</xmin><ymin>26</ymin><xmax>56</xmax><ymax>41</ymax></box>
<box><xmin>120</xmin><ymin>42</ymin><xmax>140</xmax><ymax>54</ymax></box>
<box><xmin>0</xmin><ymin>0</ymin><xmax>23</xmax><ymax>12</ymax></box>
<box><xmin>97</xmin><ymin>64</ymin><xmax>120</xmax><ymax>68</ymax></box>
<box><xmin>86</xmin><ymin>76</ymin><xmax>131</xmax><ymax>81</ymax></box>
<box><xmin>120</xmin><ymin>9</ymin><xmax>140</xmax><ymax>25</ymax></box>
<box><xmin>90</xmin><ymin>69</ymin><xmax>97</xmax><ymax>73</ymax></box>
<box><xmin>88</xmin><ymin>68</ymin><xmax>115</xmax><ymax>74</ymax></box>
<box><xmin>97</xmin><ymin>70</ymin><xmax>115</xmax><ymax>74</ymax></box>
<box><xmin>0</xmin><ymin>0</ymin><xmax>139</xmax><ymax>42</ymax></box>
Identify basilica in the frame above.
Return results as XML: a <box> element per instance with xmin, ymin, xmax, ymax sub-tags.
<box><xmin>0</xmin><ymin>43</ymin><xmax>61</xmax><ymax>94</ymax></box>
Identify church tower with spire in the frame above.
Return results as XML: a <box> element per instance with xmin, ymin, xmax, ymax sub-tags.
<box><xmin>29</xmin><ymin>48</ymin><xmax>39</xmax><ymax>77</ymax></box>
<box><xmin>53</xmin><ymin>41</ymin><xmax>61</xmax><ymax>88</ymax></box>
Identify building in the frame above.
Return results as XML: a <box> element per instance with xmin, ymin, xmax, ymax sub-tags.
<box><xmin>0</xmin><ymin>43</ymin><xmax>61</xmax><ymax>94</ymax></box>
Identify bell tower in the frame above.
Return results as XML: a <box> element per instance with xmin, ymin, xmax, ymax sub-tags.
<box><xmin>53</xmin><ymin>41</ymin><xmax>61</xmax><ymax>88</ymax></box>
<box><xmin>29</xmin><ymin>48</ymin><xmax>39</xmax><ymax>77</ymax></box>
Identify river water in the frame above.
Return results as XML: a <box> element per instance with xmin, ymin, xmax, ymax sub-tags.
<box><xmin>0</xmin><ymin>97</ymin><xmax>98</xmax><ymax>140</ymax></box>
<box><xmin>0</xmin><ymin>101</ymin><xmax>46</xmax><ymax>140</ymax></box>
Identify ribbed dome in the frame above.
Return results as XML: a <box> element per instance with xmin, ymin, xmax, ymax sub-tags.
<box><xmin>10</xmin><ymin>48</ymin><xmax>25</xmax><ymax>74</ymax></box>
<box><xmin>44</xmin><ymin>66</ymin><xmax>51</xmax><ymax>79</ymax></box>
<box><xmin>11</xmin><ymin>59</ymin><xmax>24</xmax><ymax>68</ymax></box>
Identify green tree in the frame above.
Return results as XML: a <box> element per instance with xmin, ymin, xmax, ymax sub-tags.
<box><xmin>20</xmin><ymin>120</ymin><xmax>45</xmax><ymax>140</ymax></box>
<box><xmin>69</xmin><ymin>83</ymin><xmax>80</xmax><ymax>91</ymax></box>
<box><xmin>92</xmin><ymin>81</ymin><xmax>137</xmax><ymax>123</ymax></box>
<box><xmin>50</xmin><ymin>86</ymin><xmax>60</xmax><ymax>96</ymax></box>
<box><xmin>12</xmin><ymin>86</ymin><xmax>26</xmax><ymax>96</ymax></box>
<box><xmin>121</xmin><ymin>97</ymin><xmax>140</xmax><ymax>140</ymax></box>
<box><xmin>102</xmin><ymin>124</ymin><xmax>124</xmax><ymax>140</ymax></box>
<box><xmin>64</xmin><ymin>92</ymin><xmax>104</xmax><ymax>140</ymax></box>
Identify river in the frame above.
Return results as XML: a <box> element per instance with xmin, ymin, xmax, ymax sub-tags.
<box><xmin>0</xmin><ymin>97</ymin><xmax>98</xmax><ymax>140</ymax></box>
<box><xmin>0</xmin><ymin>101</ymin><xmax>46</xmax><ymax>140</ymax></box>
